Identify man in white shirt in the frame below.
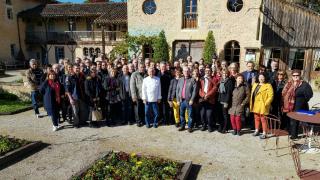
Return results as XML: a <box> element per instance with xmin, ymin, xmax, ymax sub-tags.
<box><xmin>142</xmin><ymin>67</ymin><xmax>162</xmax><ymax>128</ymax></box>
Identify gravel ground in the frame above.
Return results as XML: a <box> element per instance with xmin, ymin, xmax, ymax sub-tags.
<box><xmin>0</xmin><ymin>109</ymin><xmax>319</xmax><ymax>180</ymax></box>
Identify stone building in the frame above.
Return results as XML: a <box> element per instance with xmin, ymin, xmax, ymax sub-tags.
<box><xmin>0</xmin><ymin>0</ymin><xmax>44</xmax><ymax>68</ymax></box>
<box><xmin>18</xmin><ymin>2</ymin><xmax>127</xmax><ymax>65</ymax></box>
<box><xmin>128</xmin><ymin>0</ymin><xmax>263</xmax><ymax>70</ymax></box>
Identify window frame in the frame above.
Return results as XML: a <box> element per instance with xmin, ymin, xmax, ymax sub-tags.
<box><xmin>142</xmin><ymin>0</ymin><xmax>157</xmax><ymax>15</ymax></box>
<box><xmin>227</xmin><ymin>0</ymin><xmax>244</xmax><ymax>13</ymax></box>
<box><xmin>6</xmin><ymin>7</ymin><xmax>13</xmax><ymax>20</ymax></box>
<box><xmin>288</xmin><ymin>48</ymin><xmax>305</xmax><ymax>70</ymax></box>
<box><xmin>55</xmin><ymin>46</ymin><xmax>65</xmax><ymax>63</ymax></box>
<box><xmin>224</xmin><ymin>40</ymin><xmax>241</xmax><ymax>63</ymax></box>
<box><xmin>182</xmin><ymin>0</ymin><xmax>198</xmax><ymax>29</ymax></box>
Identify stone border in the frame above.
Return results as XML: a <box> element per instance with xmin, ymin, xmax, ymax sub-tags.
<box><xmin>0</xmin><ymin>141</ymin><xmax>43</xmax><ymax>168</ymax></box>
<box><xmin>0</xmin><ymin>106</ymin><xmax>34</xmax><ymax>115</ymax></box>
<box><xmin>70</xmin><ymin>151</ymin><xmax>192</xmax><ymax>180</ymax></box>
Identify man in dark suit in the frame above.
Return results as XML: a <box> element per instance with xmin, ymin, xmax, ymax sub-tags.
<box><xmin>119</xmin><ymin>65</ymin><xmax>134</xmax><ymax>125</ymax></box>
<box><xmin>176</xmin><ymin>67</ymin><xmax>198</xmax><ymax>133</ymax></box>
<box><xmin>157</xmin><ymin>62</ymin><xmax>172</xmax><ymax>125</ymax></box>
<box><xmin>241</xmin><ymin>61</ymin><xmax>258</xmax><ymax>129</ymax></box>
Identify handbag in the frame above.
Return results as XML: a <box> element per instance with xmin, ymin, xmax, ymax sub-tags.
<box><xmin>92</xmin><ymin>104</ymin><xmax>103</xmax><ymax>121</ymax></box>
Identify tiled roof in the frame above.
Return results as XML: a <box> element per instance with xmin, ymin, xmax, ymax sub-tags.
<box><xmin>94</xmin><ymin>3</ymin><xmax>127</xmax><ymax>24</ymax></box>
<box><xmin>43</xmin><ymin>2</ymin><xmax>126</xmax><ymax>17</ymax></box>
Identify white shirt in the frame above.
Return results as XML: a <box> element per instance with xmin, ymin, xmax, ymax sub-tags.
<box><xmin>204</xmin><ymin>77</ymin><xmax>209</xmax><ymax>93</ymax></box>
<box><xmin>142</xmin><ymin>76</ymin><xmax>161</xmax><ymax>102</ymax></box>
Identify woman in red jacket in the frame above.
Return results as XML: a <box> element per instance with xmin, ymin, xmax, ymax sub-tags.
<box><xmin>199</xmin><ymin>67</ymin><xmax>218</xmax><ymax>132</ymax></box>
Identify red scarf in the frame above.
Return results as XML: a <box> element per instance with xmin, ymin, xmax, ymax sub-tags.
<box><xmin>282</xmin><ymin>80</ymin><xmax>302</xmax><ymax>112</ymax></box>
<box><xmin>48</xmin><ymin>80</ymin><xmax>61</xmax><ymax>104</ymax></box>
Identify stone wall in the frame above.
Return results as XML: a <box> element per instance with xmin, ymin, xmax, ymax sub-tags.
<box><xmin>128</xmin><ymin>0</ymin><xmax>263</xmax><ymax>71</ymax></box>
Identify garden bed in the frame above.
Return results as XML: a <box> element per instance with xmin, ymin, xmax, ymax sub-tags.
<box><xmin>71</xmin><ymin>151</ymin><xmax>192</xmax><ymax>180</ymax></box>
<box><xmin>0</xmin><ymin>90</ymin><xmax>33</xmax><ymax>115</ymax></box>
<box><xmin>0</xmin><ymin>135</ymin><xmax>42</xmax><ymax>168</ymax></box>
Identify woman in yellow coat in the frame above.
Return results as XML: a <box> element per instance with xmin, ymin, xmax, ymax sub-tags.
<box><xmin>250</xmin><ymin>73</ymin><xmax>274</xmax><ymax>139</ymax></box>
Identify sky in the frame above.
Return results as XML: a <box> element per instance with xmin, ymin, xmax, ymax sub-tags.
<box><xmin>58</xmin><ymin>0</ymin><xmax>124</xmax><ymax>3</ymax></box>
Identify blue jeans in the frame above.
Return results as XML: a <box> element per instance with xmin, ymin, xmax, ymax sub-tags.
<box><xmin>180</xmin><ymin>100</ymin><xmax>193</xmax><ymax>128</ymax></box>
<box><xmin>31</xmin><ymin>90</ymin><xmax>40</xmax><ymax>114</ymax></box>
<box><xmin>144</xmin><ymin>102</ymin><xmax>159</xmax><ymax>127</ymax></box>
<box><xmin>50</xmin><ymin>109</ymin><xmax>59</xmax><ymax>126</ymax></box>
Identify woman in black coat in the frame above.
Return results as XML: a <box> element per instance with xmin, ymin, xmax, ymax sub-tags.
<box><xmin>40</xmin><ymin>70</ymin><xmax>62</xmax><ymax>132</ymax></box>
<box><xmin>218</xmin><ymin>69</ymin><xmax>235</xmax><ymax>133</ymax></box>
<box><xmin>85</xmin><ymin>69</ymin><xmax>102</xmax><ymax>127</ymax></box>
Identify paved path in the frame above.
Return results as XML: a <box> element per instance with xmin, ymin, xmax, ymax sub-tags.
<box><xmin>1</xmin><ymin>109</ymin><xmax>319</xmax><ymax>180</ymax></box>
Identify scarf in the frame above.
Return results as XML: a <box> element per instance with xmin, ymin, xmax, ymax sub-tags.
<box><xmin>282</xmin><ymin>80</ymin><xmax>302</xmax><ymax>112</ymax></box>
<box><xmin>219</xmin><ymin>77</ymin><xmax>228</xmax><ymax>94</ymax></box>
<box><xmin>48</xmin><ymin>80</ymin><xmax>61</xmax><ymax>104</ymax></box>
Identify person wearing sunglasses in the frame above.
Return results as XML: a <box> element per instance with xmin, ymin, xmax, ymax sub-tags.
<box><xmin>282</xmin><ymin>69</ymin><xmax>313</xmax><ymax>139</ymax></box>
<box><xmin>270</xmin><ymin>70</ymin><xmax>288</xmax><ymax>129</ymax></box>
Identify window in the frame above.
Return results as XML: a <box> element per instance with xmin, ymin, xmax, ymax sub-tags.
<box><xmin>263</xmin><ymin>48</ymin><xmax>281</xmax><ymax>68</ymax></box>
<box><xmin>143</xmin><ymin>44</ymin><xmax>154</xmax><ymax>59</ymax></box>
<box><xmin>55</xmin><ymin>47</ymin><xmax>65</xmax><ymax>63</ymax></box>
<box><xmin>173</xmin><ymin>40</ymin><xmax>204</xmax><ymax>61</ymax></box>
<box><xmin>6</xmin><ymin>0</ymin><xmax>12</xmax><ymax>5</ymax></box>
<box><xmin>313</xmin><ymin>49</ymin><xmax>320</xmax><ymax>71</ymax></box>
<box><xmin>288</xmin><ymin>48</ymin><xmax>305</xmax><ymax>70</ymax></box>
<box><xmin>227</xmin><ymin>0</ymin><xmax>244</xmax><ymax>12</ymax></box>
<box><xmin>224</xmin><ymin>40</ymin><xmax>240</xmax><ymax>63</ymax></box>
<box><xmin>89</xmin><ymin>47</ymin><xmax>95</xmax><ymax>57</ymax></box>
<box><xmin>143</xmin><ymin>0</ymin><xmax>156</xmax><ymax>15</ymax></box>
<box><xmin>68</xmin><ymin>22</ymin><xmax>76</xmax><ymax>31</ymax></box>
<box><xmin>10</xmin><ymin>44</ymin><xmax>15</xmax><ymax>57</ymax></box>
<box><xmin>7</xmin><ymin>8</ymin><xmax>13</xmax><ymax>20</ymax></box>
<box><xmin>183</xmin><ymin>0</ymin><xmax>198</xmax><ymax>29</ymax></box>
<box><xmin>95</xmin><ymin>48</ymin><xmax>101</xmax><ymax>56</ymax></box>
<box><xmin>83</xmin><ymin>47</ymin><xmax>89</xmax><ymax>56</ymax></box>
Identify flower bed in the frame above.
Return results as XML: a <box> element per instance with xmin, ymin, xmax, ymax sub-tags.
<box><xmin>0</xmin><ymin>135</ymin><xmax>29</xmax><ymax>156</ymax></box>
<box><xmin>72</xmin><ymin>151</ymin><xmax>192</xmax><ymax>180</ymax></box>
<box><xmin>0</xmin><ymin>90</ymin><xmax>32</xmax><ymax>115</ymax></box>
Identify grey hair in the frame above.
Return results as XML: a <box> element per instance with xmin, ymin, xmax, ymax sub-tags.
<box><xmin>29</xmin><ymin>59</ymin><xmax>37</xmax><ymax>65</ymax></box>
<box><xmin>52</xmin><ymin>64</ymin><xmax>60</xmax><ymax>69</ymax></box>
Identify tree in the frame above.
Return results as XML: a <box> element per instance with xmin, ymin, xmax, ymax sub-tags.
<box><xmin>153</xmin><ymin>30</ymin><xmax>169</xmax><ymax>63</ymax></box>
<box><xmin>203</xmin><ymin>31</ymin><xmax>216</xmax><ymax>64</ymax></box>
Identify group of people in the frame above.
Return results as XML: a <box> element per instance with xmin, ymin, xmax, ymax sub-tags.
<box><xmin>26</xmin><ymin>55</ymin><xmax>313</xmax><ymax>140</ymax></box>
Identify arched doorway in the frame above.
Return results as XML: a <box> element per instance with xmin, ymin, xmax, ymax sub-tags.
<box><xmin>224</xmin><ymin>40</ymin><xmax>240</xmax><ymax>63</ymax></box>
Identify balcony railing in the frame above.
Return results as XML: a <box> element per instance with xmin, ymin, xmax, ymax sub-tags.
<box><xmin>25</xmin><ymin>31</ymin><xmax>125</xmax><ymax>44</ymax></box>
<box><xmin>182</xmin><ymin>12</ymin><xmax>198</xmax><ymax>29</ymax></box>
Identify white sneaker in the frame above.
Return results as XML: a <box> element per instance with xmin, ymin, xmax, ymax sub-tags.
<box><xmin>36</xmin><ymin>114</ymin><xmax>40</xmax><ymax>119</ymax></box>
<box><xmin>52</xmin><ymin>126</ymin><xmax>58</xmax><ymax>132</ymax></box>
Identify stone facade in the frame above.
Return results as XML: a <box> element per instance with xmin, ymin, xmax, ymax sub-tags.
<box><xmin>128</xmin><ymin>0</ymin><xmax>263</xmax><ymax>71</ymax></box>
<box><xmin>0</xmin><ymin>0</ymin><xmax>42</xmax><ymax>65</ymax></box>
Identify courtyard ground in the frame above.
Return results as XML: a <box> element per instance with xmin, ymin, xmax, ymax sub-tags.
<box><xmin>0</xmin><ymin>108</ymin><xmax>319</xmax><ymax>180</ymax></box>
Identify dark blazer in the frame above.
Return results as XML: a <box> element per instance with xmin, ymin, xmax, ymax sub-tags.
<box><xmin>199</xmin><ymin>77</ymin><xmax>218</xmax><ymax>104</ymax></box>
<box><xmin>168</xmin><ymin>78</ymin><xmax>179</xmax><ymax>101</ymax></box>
<box><xmin>294</xmin><ymin>81</ymin><xmax>313</xmax><ymax>111</ymax></box>
<box><xmin>218</xmin><ymin>77</ymin><xmax>235</xmax><ymax>105</ymax></box>
<box><xmin>241</xmin><ymin>70</ymin><xmax>258</xmax><ymax>85</ymax></box>
<box><xmin>40</xmin><ymin>80</ymin><xmax>61</xmax><ymax>116</ymax></box>
<box><xmin>176</xmin><ymin>77</ymin><xmax>198</xmax><ymax>103</ymax></box>
<box><xmin>157</xmin><ymin>71</ymin><xmax>172</xmax><ymax>100</ymax></box>
<box><xmin>271</xmin><ymin>80</ymin><xmax>286</xmax><ymax>115</ymax></box>
<box><xmin>119</xmin><ymin>73</ymin><xmax>132</xmax><ymax>100</ymax></box>
<box><xmin>84</xmin><ymin>76</ymin><xmax>101</xmax><ymax>106</ymax></box>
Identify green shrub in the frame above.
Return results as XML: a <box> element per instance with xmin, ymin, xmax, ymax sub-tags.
<box><xmin>0</xmin><ymin>91</ymin><xmax>19</xmax><ymax>101</ymax></box>
<box><xmin>153</xmin><ymin>30</ymin><xmax>170</xmax><ymax>63</ymax></box>
<box><xmin>203</xmin><ymin>31</ymin><xmax>217</xmax><ymax>64</ymax></box>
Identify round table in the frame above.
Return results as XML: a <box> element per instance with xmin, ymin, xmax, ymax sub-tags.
<box><xmin>287</xmin><ymin>112</ymin><xmax>320</xmax><ymax>154</ymax></box>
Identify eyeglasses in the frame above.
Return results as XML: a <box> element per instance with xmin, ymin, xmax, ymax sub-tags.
<box><xmin>292</xmin><ymin>74</ymin><xmax>300</xmax><ymax>77</ymax></box>
<box><xmin>278</xmin><ymin>73</ymin><xmax>284</xmax><ymax>76</ymax></box>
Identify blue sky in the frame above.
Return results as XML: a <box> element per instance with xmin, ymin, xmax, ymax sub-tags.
<box><xmin>58</xmin><ymin>0</ymin><xmax>124</xmax><ymax>3</ymax></box>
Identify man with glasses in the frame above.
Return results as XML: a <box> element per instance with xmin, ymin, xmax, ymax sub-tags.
<box><xmin>26</xmin><ymin>59</ymin><xmax>44</xmax><ymax>118</ymax></box>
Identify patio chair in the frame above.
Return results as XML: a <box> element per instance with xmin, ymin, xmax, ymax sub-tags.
<box><xmin>263</xmin><ymin>114</ymin><xmax>289</xmax><ymax>156</ymax></box>
<box><xmin>300</xmin><ymin>103</ymin><xmax>320</xmax><ymax>149</ymax></box>
<box><xmin>289</xmin><ymin>140</ymin><xmax>320</xmax><ymax>179</ymax></box>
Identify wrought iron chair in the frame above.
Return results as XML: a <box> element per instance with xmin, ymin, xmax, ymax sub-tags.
<box><xmin>289</xmin><ymin>140</ymin><xmax>320</xmax><ymax>179</ymax></box>
<box><xmin>263</xmin><ymin>114</ymin><xmax>289</xmax><ymax>156</ymax></box>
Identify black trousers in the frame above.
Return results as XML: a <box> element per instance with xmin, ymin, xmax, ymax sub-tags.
<box><xmin>134</xmin><ymin>99</ymin><xmax>145</xmax><ymax>125</ymax></box>
<box><xmin>290</xmin><ymin>118</ymin><xmax>300</xmax><ymax>138</ymax></box>
<box><xmin>109</xmin><ymin>102</ymin><xmax>121</xmax><ymax>123</ymax></box>
<box><xmin>192</xmin><ymin>103</ymin><xmax>201</xmax><ymax>127</ymax></box>
<box><xmin>219</xmin><ymin>104</ymin><xmax>230</xmax><ymax>131</ymax></box>
<box><xmin>122</xmin><ymin>93</ymin><xmax>134</xmax><ymax>124</ymax></box>
<box><xmin>200</xmin><ymin>101</ymin><xmax>214</xmax><ymax>129</ymax></box>
<box><xmin>159</xmin><ymin>100</ymin><xmax>171</xmax><ymax>125</ymax></box>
